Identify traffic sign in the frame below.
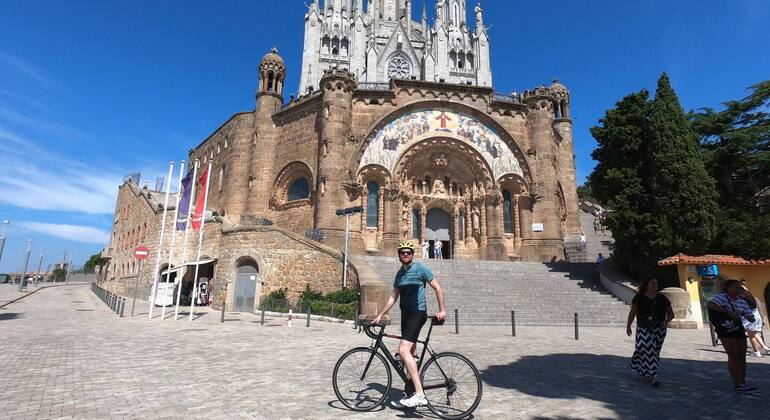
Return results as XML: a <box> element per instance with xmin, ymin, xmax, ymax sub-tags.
<box><xmin>134</xmin><ymin>246</ymin><xmax>150</xmax><ymax>260</ymax></box>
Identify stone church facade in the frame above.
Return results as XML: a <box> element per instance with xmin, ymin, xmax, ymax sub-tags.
<box><xmin>102</xmin><ymin>0</ymin><xmax>581</xmax><ymax>312</ymax></box>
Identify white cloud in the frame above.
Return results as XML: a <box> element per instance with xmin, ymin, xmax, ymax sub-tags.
<box><xmin>18</xmin><ymin>222</ymin><xmax>110</xmax><ymax>245</ymax></box>
<box><xmin>0</xmin><ymin>52</ymin><xmax>63</xmax><ymax>94</ymax></box>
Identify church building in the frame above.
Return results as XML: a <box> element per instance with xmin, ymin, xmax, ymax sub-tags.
<box><xmin>103</xmin><ymin>0</ymin><xmax>582</xmax><ymax>312</ymax></box>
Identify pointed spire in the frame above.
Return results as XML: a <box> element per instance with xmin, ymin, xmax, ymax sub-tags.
<box><xmin>421</xmin><ymin>0</ymin><xmax>428</xmax><ymax>35</ymax></box>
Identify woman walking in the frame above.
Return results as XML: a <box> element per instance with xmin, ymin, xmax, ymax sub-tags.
<box><xmin>739</xmin><ymin>286</ymin><xmax>770</xmax><ymax>356</ymax></box>
<box><xmin>707</xmin><ymin>280</ymin><xmax>759</xmax><ymax>393</ymax></box>
<box><xmin>626</xmin><ymin>277</ymin><xmax>674</xmax><ymax>387</ymax></box>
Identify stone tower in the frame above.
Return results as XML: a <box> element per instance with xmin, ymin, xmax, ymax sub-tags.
<box><xmin>298</xmin><ymin>0</ymin><xmax>492</xmax><ymax>92</ymax></box>
<box><xmin>247</xmin><ymin>49</ymin><xmax>285</xmax><ymax>215</ymax></box>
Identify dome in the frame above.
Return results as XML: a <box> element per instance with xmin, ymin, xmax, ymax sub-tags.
<box><xmin>260</xmin><ymin>47</ymin><xmax>285</xmax><ymax>67</ymax></box>
<box><xmin>550</xmin><ymin>79</ymin><xmax>568</xmax><ymax>93</ymax></box>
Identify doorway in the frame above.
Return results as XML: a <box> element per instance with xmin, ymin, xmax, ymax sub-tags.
<box><xmin>234</xmin><ymin>259</ymin><xmax>260</xmax><ymax>313</ymax></box>
<box><xmin>426</xmin><ymin>208</ymin><xmax>452</xmax><ymax>259</ymax></box>
<box><xmin>764</xmin><ymin>282</ymin><xmax>770</xmax><ymax>325</ymax></box>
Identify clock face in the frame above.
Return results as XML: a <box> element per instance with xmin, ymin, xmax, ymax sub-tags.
<box><xmin>387</xmin><ymin>56</ymin><xmax>411</xmax><ymax>79</ymax></box>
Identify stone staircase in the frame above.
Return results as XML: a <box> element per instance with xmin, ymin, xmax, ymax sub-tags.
<box><xmin>361</xmin><ymin>256</ymin><xmax>629</xmax><ymax>326</ymax></box>
<box><xmin>580</xmin><ymin>209</ymin><xmax>615</xmax><ymax>262</ymax></box>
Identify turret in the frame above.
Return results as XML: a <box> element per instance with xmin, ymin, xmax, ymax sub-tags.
<box><xmin>549</xmin><ymin>80</ymin><xmax>580</xmax><ymax>235</ymax></box>
<box><xmin>257</xmin><ymin>48</ymin><xmax>285</xmax><ymax>107</ymax></box>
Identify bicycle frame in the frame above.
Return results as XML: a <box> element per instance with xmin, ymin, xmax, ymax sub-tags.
<box><xmin>361</xmin><ymin>319</ymin><xmax>453</xmax><ymax>392</ymax></box>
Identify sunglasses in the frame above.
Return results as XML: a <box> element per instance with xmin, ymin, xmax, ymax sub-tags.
<box><xmin>399</xmin><ymin>251</ymin><xmax>414</xmax><ymax>256</ymax></box>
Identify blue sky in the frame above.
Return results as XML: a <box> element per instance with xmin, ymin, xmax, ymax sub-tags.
<box><xmin>1</xmin><ymin>0</ymin><xmax>768</xmax><ymax>272</ymax></box>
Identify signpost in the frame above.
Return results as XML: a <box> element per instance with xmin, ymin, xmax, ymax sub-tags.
<box><xmin>335</xmin><ymin>206</ymin><xmax>363</xmax><ymax>289</ymax></box>
<box><xmin>131</xmin><ymin>246</ymin><xmax>149</xmax><ymax>317</ymax></box>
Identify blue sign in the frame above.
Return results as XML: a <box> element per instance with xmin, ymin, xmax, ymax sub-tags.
<box><xmin>697</xmin><ymin>264</ymin><xmax>719</xmax><ymax>277</ymax></box>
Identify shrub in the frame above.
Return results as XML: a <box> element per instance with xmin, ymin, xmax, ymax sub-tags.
<box><xmin>325</xmin><ymin>288</ymin><xmax>359</xmax><ymax>304</ymax></box>
<box><xmin>300</xmin><ymin>284</ymin><xmax>324</xmax><ymax>302</ymax></box>
<box><xmin>265</xmin><ymin>287</ymin><xmax>288</xmax><ymax>301</ymax></box>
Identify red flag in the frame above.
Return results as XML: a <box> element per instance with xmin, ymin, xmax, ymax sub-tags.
<box><xmin>191</xmin><ymin>166</ymin><xmax>209</xmax><ymax>231</ymax></box>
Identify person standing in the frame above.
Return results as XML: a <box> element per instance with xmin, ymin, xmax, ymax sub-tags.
<box><xmin>434</xmin><ymin>240</ymin><xmax>443</xmax><ymax>260</ymax></box>
<box><xmin>420</xmin><ymin>240</ymin><xmax>430</xmax><ymax>259</ymax></box>
<box><xmin>626</xmin><ymin>277</ymin><xmax>674</xmax><ymax>387</ymax></box>
<box><xmin>707</xmin><ymin>280</ymin><xmax>759</xmax><ymax>393</ymax></box>
<box><xmin>739</xmin><ymin>286</ymin><xmax>770</xmax><ymax>356</ymax></box>
<box><xmin>372</xmin><ymin>241</ymin><xmax>447</xmax><ymax>408</ymax></box>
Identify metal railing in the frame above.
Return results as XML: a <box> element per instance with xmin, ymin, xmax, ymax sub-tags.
<box><xmin>493</xmin><ymin>93</ymin><xmax>523</xmax><ymax>104</ymax></box>
<box><xmin>357</xmin><ymin>82</ymin><xmax>390</xmax><ymax>91</ymax></box>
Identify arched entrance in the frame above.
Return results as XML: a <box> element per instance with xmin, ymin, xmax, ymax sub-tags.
<box><xmin>426</xmin><ymin>208</ymin><xmax>452</xmax><ymax>259</ymax></box>
<box><xmin>234</xmin><ymin>258</ymin><xmax>260</xmax><ymax>313</ymax></box>
<box><xmin>765</xmin><ymin>282</ymin><xmax>770</xmax><ymax>325</ymax></box>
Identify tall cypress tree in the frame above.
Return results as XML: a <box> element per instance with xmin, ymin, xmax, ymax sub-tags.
<box><xmin>647</xmin><ymin>73</ymin><xmax>718</xmax><ymax>258</ymax></box>
<box><xmin>590</xmin><ymin>91</ymin><xmax>658</xmax><ymax>276</ymax></box>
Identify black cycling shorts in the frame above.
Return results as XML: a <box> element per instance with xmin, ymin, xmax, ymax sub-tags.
<box><xmin>401</xmin><ymin>310</ymin><xmax>427</xmax><ymax>342</ymax></box>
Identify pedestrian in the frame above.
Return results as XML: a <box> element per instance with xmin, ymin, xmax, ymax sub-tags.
<box><xmin>580</xmin><ymin>232</ymin><xmax>586</xmax><ymax>244</ymax></box>
<box><xmin>595</xmin><ymin>253</ymin><xmax>605</xmax><ymax>267</ymax></box>
<box><xmin>626</xmin><ymin>277</ymin><xmax>674</xmax><ymax>387</ymax></box>
<box><xmin>739</xmin><ymin>286</ymin><xmax>770</xmax><ymax>356</ymax></box>
<box><xmin>707</xmin><ymin>279</ymin><xmax>759</xmax><ymax>393</ymax></box>
<box><xmin>420</xmin><ymin>240</ymin><xmax>430</xmax><ymax>259</ymax></box>
<box><xmin>593</xmin><ymin>218</ymin><xmax>600</xmax><ymax>235</ymax></box>
<box><xmin>434</xmin><ymin>240</ymin><xmax>443</xmax><ymax>260</ymax></box>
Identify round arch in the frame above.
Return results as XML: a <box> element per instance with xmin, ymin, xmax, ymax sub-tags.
<box><xmin>270</xmin><ymin>161</ymin><xmax>315</xmax><ymax>210</ymax></box>
<box><xmin>349</xmin><ymin>100</ymin><xmax>533</xmax><ymax>184</ymax></box>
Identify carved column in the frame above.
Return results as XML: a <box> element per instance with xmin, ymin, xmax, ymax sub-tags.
<box><xmin>382</xmin><ymin>187</ymin><xmax>400</xmax><ymax>253</ymax></box>
<box><xmin>484</xmin><ymin>192</ymin><xmax>507</xmax><ymax>260</ymax></box>
<box><xmin>420</xmin><ymin>205</ymin><xmax>427</xmax><ymax>243</ymax></box>
<box><xmin>513</xmin><ymin>194</ymin><xmax>522</xmax><ymax>249</ymax></box>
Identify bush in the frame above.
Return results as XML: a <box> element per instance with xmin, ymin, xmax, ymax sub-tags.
<box><xmin>300</xmin><ymin>284</ymin><xmax>324</xmax><ymax>302</ymax></box>
<box><xmin>326</xmin><ymin>288</ymin><xmax>359</xmax><ymax>304</ymax></box>
<box><xmin>265</xmin><ymin>287</ymin><xmax>288</xmax><ymax>301</ymax></box>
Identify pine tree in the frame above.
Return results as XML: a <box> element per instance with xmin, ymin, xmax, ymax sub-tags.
<box><xmin>647</xmin><ymin>73</ymin><xmax>719</xmax><ymax>258</ymax></box>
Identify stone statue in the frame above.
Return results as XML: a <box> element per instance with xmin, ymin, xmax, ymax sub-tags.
<box><xmin>475</xmin><ymin>3</ymin><xmax>484</xmax><ymax>27</ymax></box>
<box><xmin>432</xmin><ymin>178</ymin><xmax>447</xmax><ymax>196</ymax></box>
<box><xmin>472</xmin><ymin>207</ymin><xmax>481</xmax><ymax>235</ymax></box>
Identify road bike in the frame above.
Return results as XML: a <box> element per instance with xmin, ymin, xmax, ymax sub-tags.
<box><xmin>332</xmin><ymin>316</ymin><xmax>482</xmax><ymax>419</ymax></box>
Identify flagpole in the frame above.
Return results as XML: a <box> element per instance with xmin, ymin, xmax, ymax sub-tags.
<box><xmin>189</xmin><ymin>161</ymin><xmax>213</xmax><ymax>322</ymax></box>
<box><xmin>148</xmin><ymin>162</ymin><xmax>175</xmax><ymax>320</ymax></box>
<box><xmin>160</xmin><ymin>161</ymin><xmax>186</xmax><ymax>320</ymax></box>
<box><xmin>174</xmin><ymin>160</ymin><xmax>199</xmax><ymax>320</ymax></box>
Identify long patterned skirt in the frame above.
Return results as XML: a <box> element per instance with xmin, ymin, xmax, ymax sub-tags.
<box><xmin>627</xmin><ymin>326</ymin><xmax>667</xmax><ymax>378</ymax></box>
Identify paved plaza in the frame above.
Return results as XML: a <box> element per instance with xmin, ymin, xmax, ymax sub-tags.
<box><xmin>1</xmin><ymin>283</ymin><xmax>769</xmax><ymax>419</ymax></box>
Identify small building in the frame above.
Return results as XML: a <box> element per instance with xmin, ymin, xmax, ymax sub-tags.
<box><xmin>659</xmin><ymin>254</ymin><xmax>770</xmax><ymax>327</ymax></box>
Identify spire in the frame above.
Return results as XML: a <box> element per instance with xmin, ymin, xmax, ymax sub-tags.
<box><xmin>405</xmin><ymin>0</ymin><xmax>412</xmax><ymax>35</ymax></box>
<box><xmin>421</xmin><ymin>0</ymin><xmax>428</xmax><ymax>35</ymax></box>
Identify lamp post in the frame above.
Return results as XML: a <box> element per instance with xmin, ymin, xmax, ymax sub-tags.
<box><xmin>0</xmin><ymin>220</ymin><xmax>9</xmax><ymax>268</ymax></box>
<box><xmin>34</xmin><ymin>247</ymin><xmax>45</xmax><ymax>288</ymax></box>
<box><xmin>18</xmin><ymin>239</ymin><xmax>32</xmax><ymax>292</ymax></box>
<box><xmin>335</xmin><ymin>206</ymin><xmax>362</xmax><ymax>289</ymax></box>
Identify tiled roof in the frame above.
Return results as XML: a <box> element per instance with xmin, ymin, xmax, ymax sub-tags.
<box><xmin>659</xmin><ymin>253</ymin><xmax>770</xmax><ymax>266</ymax></box>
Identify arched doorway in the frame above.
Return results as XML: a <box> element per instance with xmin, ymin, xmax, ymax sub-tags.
<box><xmin>427</xmin><ymin>208</ymin><xmax>452</xmax><ymax>259</ymax></box>
<box><xmin>234</xmin><ymin>258</ymin><xmax>259</xmax><ymax>313</ymax></box>
<box><xmin>764</xmin><ymin>282</ymin><xmax>770</xmax><ymax>325</ymax></box>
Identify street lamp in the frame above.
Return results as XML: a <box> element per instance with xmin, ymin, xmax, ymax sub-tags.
<box><xmin>335</xmin><ymin>206</ymin><xmax>362</xmax><ymax>289</ymax></box>
<box><xmin>0</xmin><ymin>220</ymin><xmax>9</xmax><ymax>268</ymax></box>
<box><xmin>18</xmin><ymin>239</ymin><xmax>32</xmax><ymax>292</ymax></box>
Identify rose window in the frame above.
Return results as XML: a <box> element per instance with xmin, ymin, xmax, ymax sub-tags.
<box><xmin>387</xmin><ymin>57</ymin><xmax>412</xmax><ymax>79</ymax></box>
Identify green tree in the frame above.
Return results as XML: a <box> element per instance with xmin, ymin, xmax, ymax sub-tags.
<box><xmin>83</xmin><ymin>252</ymin><xmax>107</xmax><ymax>274</ymax></box>
<box><xmin>647</xmin><ymin>73</ymin><xmax>719</xmax><ymax>259</ymax></box>
<box><xmin>589</xmin><ymin>90</ymin><xmax>659</xmax><ymax>276</ymax></box>
<box><xmin>691</xmin><ymin>80</ymin><xmax>770</xmax><ymax>259</ymax></box>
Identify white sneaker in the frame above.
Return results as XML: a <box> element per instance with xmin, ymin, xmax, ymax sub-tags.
<box><xmin>399</xmin><ymin>393</ymin><xmax>427</xmax><ymax>408</ymax></box>
<box><xmin>751</xmin><ymin>351</ymin><xmax>762</xmax><ymax>357</ymax></box>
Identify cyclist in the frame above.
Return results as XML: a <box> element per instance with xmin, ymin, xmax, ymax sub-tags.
<box><xmin>372</xmin><ymin>240</ymin><xmax>447</xmax><ymax>408</ymax></box>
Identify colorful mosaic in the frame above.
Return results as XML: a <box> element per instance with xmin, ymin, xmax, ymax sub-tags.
<box><xmin>359</xmin><ymin>110</ymin><xmax>523</xmax><ymax>180</ymax></box>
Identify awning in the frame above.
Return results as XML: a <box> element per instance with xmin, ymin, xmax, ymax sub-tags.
<box><xmin>160</xmin><ymin>259</ymin><xmax>216</xmax><ymax>276</ymax></box>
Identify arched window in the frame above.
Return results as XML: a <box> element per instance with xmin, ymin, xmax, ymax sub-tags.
<box><xmin>218</xmin><ymin>164</ymin><xmax>226</xmax><ymax>192</ymax></box>
<box><xmin>458</xmin><ymin>52</ymin><xmax>465</xmax><ymax>69</ymax></box>
<box><xmin>267</xmin><ymin>71</ymin><xmax>274</xmax><ymax>91</ymax></box>
<box><xmin>412</xmin><ymin>209</ymin><xmax>421</xmax><ymax>239</ymax></box>
<box><xmin>452</xmin><ymin>2</ymin><xmax>460</xmax><ymax>24</ymax></box>
<box><xmin>367</xmin><ymin>181</ymin><xmax>380</xmax><ymax>228</ymax></box>
<box><xmin>449</xmin><ymin>51</ymin><xmax>457</xmax><ymax>68</ymax></box>
<box><xmin>287</xmin><ymin>178</ymin><xmax>310</xmax><ymax>201</ymax></box>
<box><xmin>467</xmin><ymin>53</ymin><xmax>475</xmax><ymax>70</ymax></box>
<box><xmin>503</xmin><ymin>190</ymin><xmax>513</xmax><ymax>234</ymax></box>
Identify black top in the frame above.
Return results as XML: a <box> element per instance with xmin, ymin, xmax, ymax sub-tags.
<box><xmin>633</xmin><ymin>293</ymin><xmax>671</xmax><ymax>328</ymax></box>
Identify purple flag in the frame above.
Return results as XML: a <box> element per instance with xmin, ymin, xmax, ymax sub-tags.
<box><xmin>176</xmin><ymin>169</ymin><xmax>194</xmax><ymax>230</ymax></box>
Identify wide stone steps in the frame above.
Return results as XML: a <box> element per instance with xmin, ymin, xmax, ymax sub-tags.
<box><xmin>361</xmin><ymin>256</ymin><xmax>629</xmax><ymax>326</ymax></box>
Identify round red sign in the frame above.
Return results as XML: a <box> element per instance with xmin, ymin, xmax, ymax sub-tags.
<box><xmin>134</xmin><ymin>246</ymin><xmax>150</xmax><ymax>260</ymax></box>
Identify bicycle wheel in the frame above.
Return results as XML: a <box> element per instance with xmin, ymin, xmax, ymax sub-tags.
<box><xmin>420</xmin><ymin>352</ymin><xmax>483</xmax><ymax>419</ymax></box>
<box><xmin>333</xmin><ymin>347</ymin><xmax>392</xmax><ymax>411</ymax></box>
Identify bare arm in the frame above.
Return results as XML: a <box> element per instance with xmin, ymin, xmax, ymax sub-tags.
<box><xmin>372</xmin><ymin>288</ymin><xmax>399</xmax><ymax>324</ymax></box>
<box><xmin>664</xmin><ymin>305</ymin><xmax>675</xmax><ymax>326</ymax></box>
<box><xmin>626</xmin><ymin>304</ymin><xmax>638</xmax><ymax>336</ymax></box>
<box><xmin>429</xmin><ymin>279</ymin><xmax>447</xmax><ymax>321</ymax></box>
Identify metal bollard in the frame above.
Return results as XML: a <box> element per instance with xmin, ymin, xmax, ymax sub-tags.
<box><xmin>220</xmin><ymin>302</ymin><xmax>226</xmax><ymax>323</ymax></box>
<box><xmin>120</xmin><ymin>298</ymin><xmax>126</xmax><ymax>317</ymax></box>
<box><xmin>454</xmin><ymin>309</ymin><xmax>459</xmax><ymax>334</ymax></box>
<box><xmin>574</xmin><ymin>313</ymin><xmax>579</xmax><ymax>340</ymax></box>
<box><xmin>511</xmin><ymin>311</ymin><xmax>516</xmax><ymax>337</ymax></box>
<box><xmin>331</xmin><ymin>303</ymin><xmax>336</xmax><ymax>319</ymax></box>
<box><xmin>306</xmin><ymin>305</ymin><xmax>311</xmax><ymax>328</ymax></box>
<box><xmin>709</xmin><ymin>323</ymin><xmax>718</xmax><ymax>347</ymax></box>
<box><xmin>354</xmin><ymin>305</ymin><xmax>359</xmax><ymax>329</ymax></box>
<box><xmin>260</xmin><ymin>307</ymin><xmax>266</xmax><ymax>325</ymax></box>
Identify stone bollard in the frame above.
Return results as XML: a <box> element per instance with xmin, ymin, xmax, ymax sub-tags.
<box><xmin>660</xmin><ymin>287</ymin><xmax>700</xmax><ymax>329</ymax></box>
<box><xmin>288</xmin><ymin>309</ymin><xmax>293</xmax><ymax>327</ymax></box>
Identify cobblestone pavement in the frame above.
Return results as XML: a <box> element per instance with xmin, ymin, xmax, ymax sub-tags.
<box><xmin>1</xmin><ymin>284</ymin><xmax>769</xmax><ymax>419</ymax></box>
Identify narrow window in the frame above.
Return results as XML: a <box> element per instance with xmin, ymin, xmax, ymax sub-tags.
<box><xmin>367</xmin><ymin>181</ymin><xmax>380</xmax><ymax>228</ymax></box>
<box><xmin>503</xmin><ymin>190</ymin><xmax>513</xmax><ymax>234</ymax></box>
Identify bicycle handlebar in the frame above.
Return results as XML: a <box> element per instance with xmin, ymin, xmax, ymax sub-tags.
<box><xmin>360</xmin><ymin>315</ymin><xmax>445</xmax><ymax>338</ymax></box>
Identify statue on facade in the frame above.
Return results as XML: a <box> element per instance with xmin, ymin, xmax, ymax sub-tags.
<box><xmin>471</xmin><ymin>207</ymin><xmax>481</xmax><ymax>236</ymax></box>
<box><xmin>432</xmin><ymin>178</ymin><xmax>447</xmax><ymax>196</ymax></box>
<box><xmin>475</xmin><ymin>3</ymin><xmax>484</xmax><ymax>28</ymax></box>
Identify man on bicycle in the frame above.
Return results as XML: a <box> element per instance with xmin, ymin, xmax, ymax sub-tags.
<box><xmin>373</xmin><ymin>240</ymin><xmax>447</xmax><ymax>408</ymax></box>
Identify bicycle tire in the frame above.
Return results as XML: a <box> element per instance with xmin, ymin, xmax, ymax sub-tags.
<box><xmin>420</xmin><ymin>351</ymin><xmax>483</xmax><ymax>419</ymax></box>
<box><xmin>332</xmin><ymin>347</ymin><xmax>392</xmax><ymax>411</ymax></box>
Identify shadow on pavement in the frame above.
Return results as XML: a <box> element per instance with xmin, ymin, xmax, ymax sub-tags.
<box><xmin>481</xmin><ymin>353</ymin><xmax>770</xmax><ymax>419</ymax></box>
<box><xmin>0</xmin><ymin>312</ymin><xmax>22</xmax><ymax>321</ymax></box>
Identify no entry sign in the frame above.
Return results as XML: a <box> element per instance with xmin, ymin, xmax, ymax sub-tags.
<box><xmin>134</xmin><ymin>246</ymin><xmax>150</xmax><ymax>260</ymax></box>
